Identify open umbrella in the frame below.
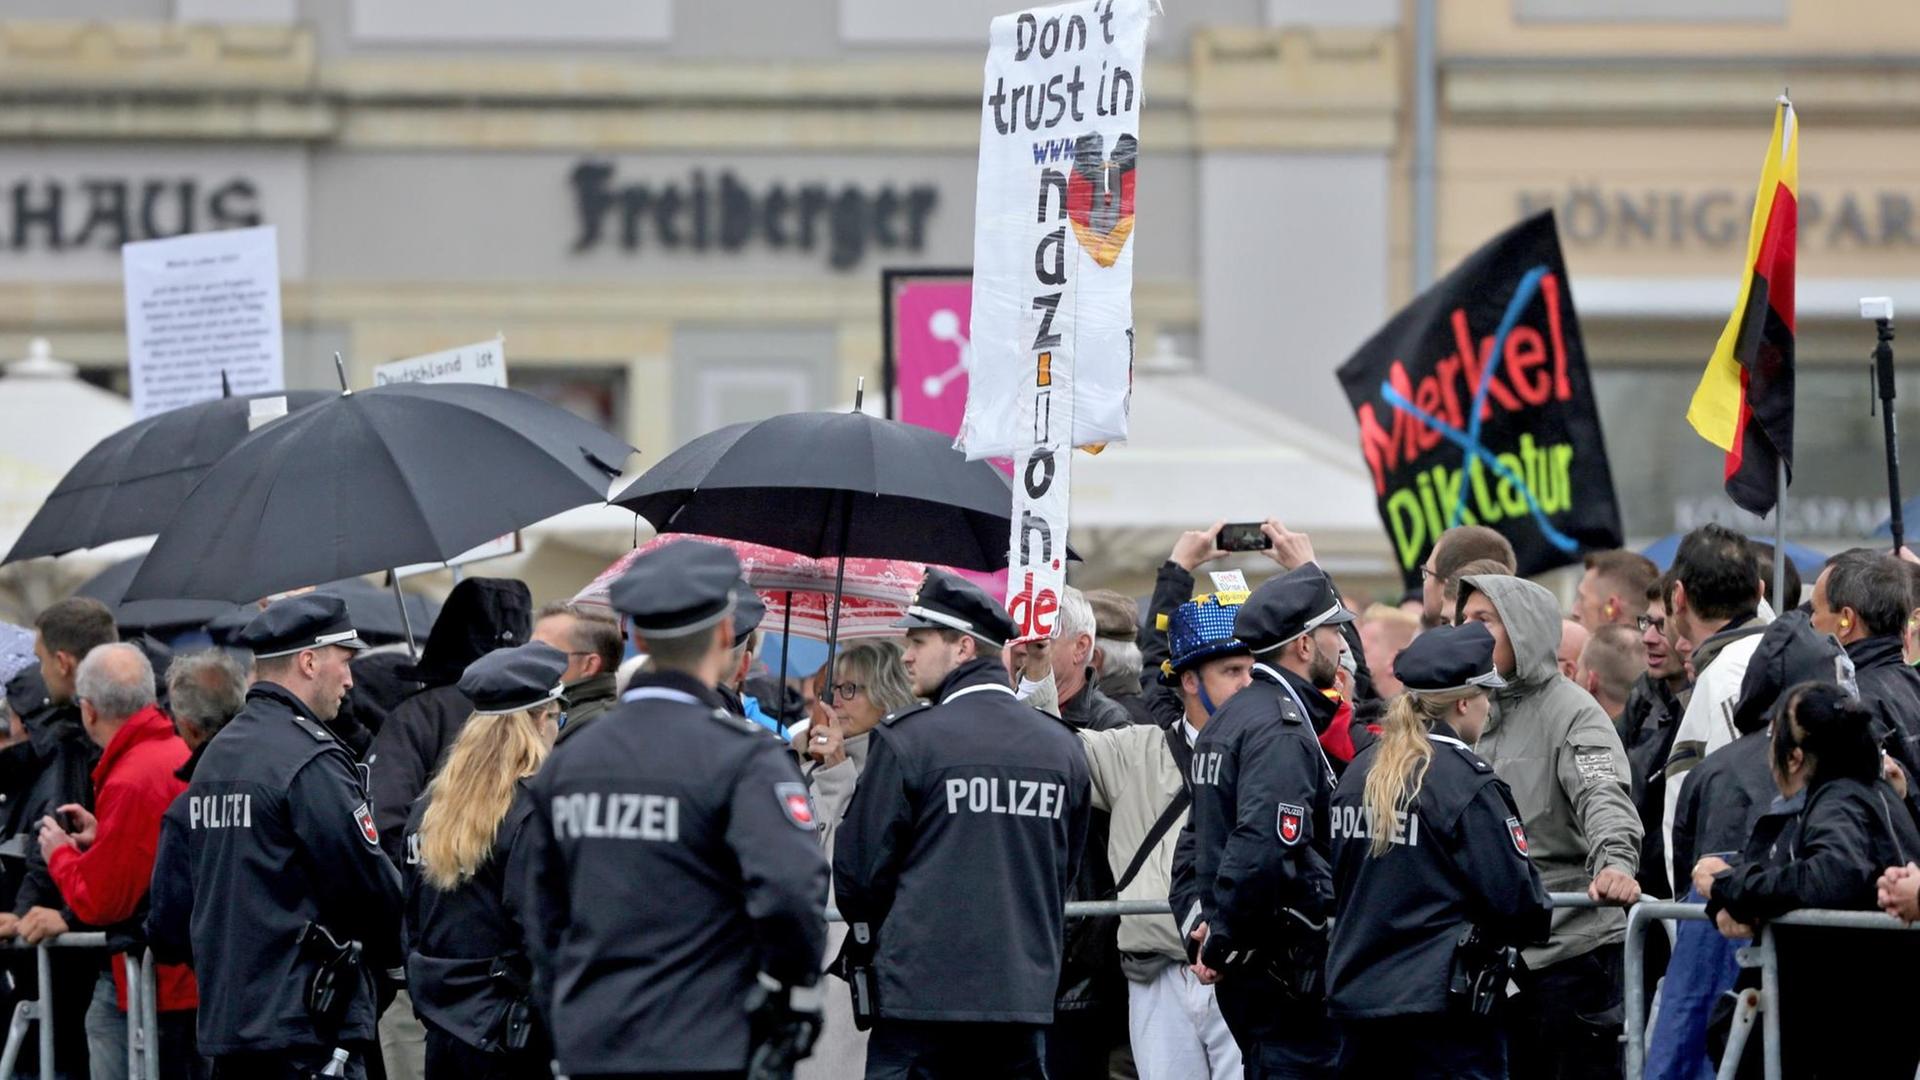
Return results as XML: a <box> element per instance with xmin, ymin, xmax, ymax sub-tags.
<box><xmin>124</xmin><ymin>382</ymin><xmax>635</xmax><ymax>654</ymax></box>
<box><xmin>574</xmin><ymin>535</ymin><xmax>924</xmax><ymax>641</ymax></box>
<box><xmin>611</xmin><ymin>393</ymin><xmax>1039</xmax><ymax>696</ymax></box>
<box><xmin>6</xmin><ymin>389</ymin><xmax>332</xmax><ymax>563</ymax></box>
<box><xmin>78</xmin><ymin>555</ymin><xmax>440</xmax><ymax>643</ymax></box>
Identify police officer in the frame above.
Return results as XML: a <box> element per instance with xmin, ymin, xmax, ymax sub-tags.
<box><xmin>1170</xmin><ymin>563</ymin><xmax>1346</xmax><ymax>1078</ymax></box>
<box><xmin>519</xmin><ymin>541</ymin><xmax>827</xmax><ymax>1078</ymax></box>
<box><xmin>832</xmin><ymin>568</ymin><xmax>1092</xmax><ymax>1079</ymax></box>
<box><xmin>1326</xmin><ymin>623</ymin><xmax>1551</xmax><ymax>1078</ymax></box>
<box><xmin>177</xmin><ymin>594</ymin><xmax>405</xmax><ymax>1079</ymax></box>
<box><xmin>403</xmin><ymin>642</ymin><xmax>569</xmax><ymax>1080</ymax></box>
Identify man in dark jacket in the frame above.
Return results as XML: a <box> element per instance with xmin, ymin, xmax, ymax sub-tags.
<box><xmin>1172</xmin><ymin>564</ymin><xmax>1349</xmax><ymax>1078</ymax></box>
<box><xmin>1619</xmin><ymin>577</ymin><xmax>1691</xmax><ymax>899</ymax></box>
<box><xmin>531</xmin><ymin>601</ymin><xmax>621</xmax><ymax>743</ymax></box>
<box><xmin>836</xmin><ymin>569</ymin><xmax>1091</xmax><ymax>1078</ymax></box>
<box><xmin>1811</xmin><ymin>549</ymin><xmax>1920</xmax><ymax>784</ymax></box>
<box><xmin>368</xmin><ymin>577</ymin><xmax>531</xmax><ymax>863</ymax></box>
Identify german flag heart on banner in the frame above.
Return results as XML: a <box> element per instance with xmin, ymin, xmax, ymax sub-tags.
<box><xmin>1065</xmin><ymin>132</ymin><xmax>1138</xmax><ymax>268</ymax></box>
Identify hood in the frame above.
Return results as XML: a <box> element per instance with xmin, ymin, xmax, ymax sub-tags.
<box><xmin>1459</xmin><ymin>574</ymin><xmax>1563</xmax><ymax>688</ymax></box>
<box><xmin>1734</xmin><ymin>610</ymin><xmax>1854</xmax><ymax>735</ymax></box>
<box><xmin>395</xmin><ymin>577</ymin><xmax>532</xmax><ymax>686</ymax></box>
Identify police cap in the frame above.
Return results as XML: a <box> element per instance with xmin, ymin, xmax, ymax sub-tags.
<box><xmin>731</xmin><ymin>584</ymin><xmax>767</xmax><ymax>641</ymax></box>
<box><xmin>610</xmin><ymin>540</ymin><xmax>741</xmax><ymax>638</ymax></box>
<box><xmin>1392</xmin><ymin>622</ymin><xmax>1507</xmax><ymax>694</ymax></box>
<box><xmin>1232</xmin><ymin>564</ymin><xmax>1354</xmax><ymax>655</ymax></box>
<box><xmin>238</xmin><ymin>594</ymin><xmax>368</xmax><ymax>660</ymax></box>
<box><xmin>894</xmin><ymin>568</ymin><xmax>1018</xmax><ymax>650</ymax></box>
<box><xmin>459</xmin><ymin>642</ymin><xmax>569</xmax><ymax>716</ymax></box>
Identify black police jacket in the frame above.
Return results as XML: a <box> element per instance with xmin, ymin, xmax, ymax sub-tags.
<box><xmin>1171</xmin><ymin>663</ymin><xmax>1336</xmax><ymax>972</ymax></box>
<box><xmin>519</xmin><ymin>672</ymin><xmax>827</xmax><ymax>1075</ymax></box>
<box><xmin>179</xmin><ymin>683</ymin><xmax>406</xmax><ymax>1056</ymax></box>
<box><xmin>832</xmin><ymin>657</ymin><xmax>1092</xmax><ymax>1024</ymax></box>
<box><xmin>1326</xmin><ymin>722</ymin><xmax>1551</xmax><ymax>1019</ymax></box>
<box><xmin>402</xmin><ymin>787</ymin><xmax>541</xmax><ymax>1054</ymax></box>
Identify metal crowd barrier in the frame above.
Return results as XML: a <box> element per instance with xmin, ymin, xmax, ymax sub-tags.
<box><xmin>0</xmin><ymin>933</ymin><xmax>158</xmax><ymax>1080</ymax></box>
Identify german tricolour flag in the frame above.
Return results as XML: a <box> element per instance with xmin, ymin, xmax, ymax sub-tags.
<box><xmin>1686</xmin><ymin>97</ymin><xmax>1797</xmax><ymax>516</ymax></box>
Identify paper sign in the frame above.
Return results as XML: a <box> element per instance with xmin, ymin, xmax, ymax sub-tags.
<box><xmin>375</xmin><ymin>338</ymin><xmax>519</xmax><ymax>575</ymax></box>
<box><xmin>1208</xmin><ymin>570</ymin><xmax>1248</xmax><ymax>595</ymax></box>
<box><xmin>372</xmin><ymin>337</ymin><xmax>507</xmax><ymax>389</ymax></box>
<box><xmin>121</xmin><ymin>225</ymin><xmax>285</xmax><ymax>419</ymax></box>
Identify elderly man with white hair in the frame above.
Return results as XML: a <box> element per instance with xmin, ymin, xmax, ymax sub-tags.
<box><xmin>35</xmin><ymin>643</ymin><xmax>197</xmax><ymax>1080</ymax></box>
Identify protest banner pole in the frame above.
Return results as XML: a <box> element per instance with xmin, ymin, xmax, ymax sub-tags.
<box><xmin>1873</xmin><ymin>310</ymin><xmax>1905</xmax><ymax>553</ymax></box>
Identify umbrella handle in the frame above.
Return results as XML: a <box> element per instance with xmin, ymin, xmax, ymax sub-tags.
<box><xmin>390</xmin><ymin>574</ymin><xmax>419</xmax><ymax>660</ymax></box>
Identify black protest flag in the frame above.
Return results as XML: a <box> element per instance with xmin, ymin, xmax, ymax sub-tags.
<box><xmin>1336</xmin><ymin>211</ymin><xmax>1624</xmax><ymax>592</ymax></box>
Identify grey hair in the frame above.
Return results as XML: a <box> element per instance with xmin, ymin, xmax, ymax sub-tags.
<box><xmin>834</xmin><ymin>640</ymin><xmax>918</xmax><ymax>716</ymax></box>
<box><xmin>167</xmin><ymin>649</ymin><xmax>249</xmax><ymax>737</ymax></box>
<box><xmin>74</xmin><ymin>643</ymin><xmax>156</xmax><ymax>723</ymax></box>
<box><xmin>1057</xmin><ymin>586</ymin><xmax>1096</xmax><ymax>643</ymax></box>
<box><xmin>1096</xmin><ymin>637</ymin><xmax>1143</xmax><ymax>682</ymax></box>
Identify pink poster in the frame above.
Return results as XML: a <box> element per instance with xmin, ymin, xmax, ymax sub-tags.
<box><xmin>886</xmin><ymin>271</ymin><xmax>1010</xmax><ymax>596</ymax></box>
<box><xmin>891</xmin><ymin>277</ymin><xmax>976</xmax><ymax>439</ymax></box>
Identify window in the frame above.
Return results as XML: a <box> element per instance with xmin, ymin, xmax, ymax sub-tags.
<box><xmin>350</xmin><ymin>0</ymin><xmax>671</xmax><ymax>44</ymax></box>
<box><xmin>512</xmin><ymin>365</ymin><xmax>627</xmax><ymax>435</ymax></box>
<box><xmin>1516</xmin><ymin>0</ymin><xmax>1785</xmax><ymax>22</ymax></box>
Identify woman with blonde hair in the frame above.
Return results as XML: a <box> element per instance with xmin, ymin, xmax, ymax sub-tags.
<box><xmin>404</xmin><ymin>642</ymin><xmax>568</xmax><ymax>1080</ymax></box>
<box><xmin>1323</xmin><ymin>623</ymin><xmax>1552</xmax><ymax>1078</ymax></box>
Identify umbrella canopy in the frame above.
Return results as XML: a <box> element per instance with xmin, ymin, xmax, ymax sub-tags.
<box><xmin>0</xmin><ymin>340</ymin><xmax>135</xmax><ymax>560</ymax></box>
<box><xmin>78</xmin><ymin>555</ymin><xmax>439</xmax><ymax>642</ymax></box>
<box><xmin>1640</xmin><ymin>531</ymin><xmax>1829</xmax><ymax>578</ymax></box>
<box><xmin>574</xmin><ymin>534</ymin><xmax>924</xmax><ymax>642</ymax></box>
<box><xmin>6</xmin><ymin>390</ymin><xmax>333</xmax><ymax>563</ymax></box>
<box><xmin>611</xmin><ymin>410</ymin><xmax>1031</xmax><ymax>572</ymax></box>
<box><xmin>125</xmin><ymin>383</ymin><xmax>634</xmax><ymax>603</ymax></box>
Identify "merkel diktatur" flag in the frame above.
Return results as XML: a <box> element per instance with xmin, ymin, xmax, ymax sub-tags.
<box><xmin>1687</xmin><ymin>98</ymin><xmax>1797</xmax><ymax>516</ymax></box>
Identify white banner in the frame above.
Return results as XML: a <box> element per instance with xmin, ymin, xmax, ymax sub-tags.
<box><xmin>373</xmin><ymin>338</ymin><xmax>520</xmax><ymax>575</ymax></box>
<box><xmin>121</xmin><ymin>225</ymin><xmax>285</xmax><ymax>419</ymax></box>
<box><xmin>965</xmin><ymin>0</ymin><xmax>1148</xmax><ymax>638</ymax></box>
<box><xmin>960</xmin><ymin>0</ymin><xmax>1146</xmax><ymax>461</ymax></box>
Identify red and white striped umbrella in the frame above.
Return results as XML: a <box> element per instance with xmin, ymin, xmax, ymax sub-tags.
<box><xmin>574</xmin><ymin>534</ymin><xmax>925</xmax><ymax>642</ymax></box>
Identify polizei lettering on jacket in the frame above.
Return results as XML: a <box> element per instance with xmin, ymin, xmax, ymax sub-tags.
<box><xmin>1328</xmin><ymin>804</ymin><xmax>1420</xmax><ymax>848</ymax></box>
<box><xmin>943</xmin><ymin>776</ymin><xmax>1068</xmax><ymax>819</ymax></box>
<box><xmin>1190</xmin><ymin>750</ymin><xmax>1224</xmax><ymax>787</ymax></box>
<box><xmin>551</xmin><ymin>792</ymin><xmax>681</xmax><ymax>842</ymax></box>
<box><xmin>188</xmin><ymin>793</ymin><xmax>252</xmax><ymax>829</ymax></box>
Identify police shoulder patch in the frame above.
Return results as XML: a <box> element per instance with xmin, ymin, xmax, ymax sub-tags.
<box><xmin>353</xmin><ymin>802</ymin><xmax>379</xmax><ymax>847</ymax></box>
<box><xmin>775</xmin><ymin>782</ymin><xmax>815</xmax><ymax>830</ymax></box>
<box><xmin>880</xmin><ymin>702</ymin><xmax>934</xmax><ymax>727</ymax></box>
<box><xmin>707</xmin><ymin>708</ymin><xmax>759</xmax><ymax>734</ymax></box>
<box><xmin>1277</xmin><ymin>802</ymin><xmax>1306</xmax><ymax>846</ymax></box>
<box><xmin>1506</xmin><ymin>815</ymin><xmax>1529</xmax><ymax>857</ymax></box>
<box><xmin>290</xmin><ymin>714</ymin><xmax>332</xmax><ymax>742</ymax></box>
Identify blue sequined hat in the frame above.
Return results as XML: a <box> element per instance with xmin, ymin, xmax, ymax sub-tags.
<box><xmin>1158</xmin><ymin>591</ymin><xmax>1252</xmax><ymax>684</ymax></box>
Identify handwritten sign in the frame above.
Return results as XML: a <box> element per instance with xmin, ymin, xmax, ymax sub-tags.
<box><xmin>121</xmin><ymin>225</ymin><xmax>284</xmax><ymax>419</ymax></box>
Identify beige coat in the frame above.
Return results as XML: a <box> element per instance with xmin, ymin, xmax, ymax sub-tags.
<box><xmin>1078</xmin><ymin>723</ymin><xmax>1189</xmax><ymax>963</ymax></box>
<box><xmin>798</xmin><ymin>732</ymin><xmax>870</xmax><ymax>1080</ymax></box>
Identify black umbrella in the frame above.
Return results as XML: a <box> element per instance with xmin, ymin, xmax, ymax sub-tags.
<box><xmin>611</xmin><ymin>393</ymin><xmax>1042</xmax><ymax>702</ymax></box>
<box><xmin>6</xmin><ymin>390</ymin><xmax>332</xmax><ymax>563</ymax></box>
<box><xmin>612</xmin><ymin>407</ymin><xmax>1023</xmax><ymax>571</ymax></box>
<box><xmin>124</xmin><ymin>383</ymin><xmax>634</xmax><ymax>617</ymax></box>
<box><xmin>79</xmin><ymin>555</ymin><xmax>440</xmax><ymax>643</ymax></box>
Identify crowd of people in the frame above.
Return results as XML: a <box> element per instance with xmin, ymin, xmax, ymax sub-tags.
<box><xmin>0</xmin><ymin>517</ymin><xmax>1917</xmax><ymax>1080</ymax></box>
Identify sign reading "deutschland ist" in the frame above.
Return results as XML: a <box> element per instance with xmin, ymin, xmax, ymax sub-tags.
<box><xmin>1336</xmin><ymin>211</ymin><xmax>1624</xmax><ymax>592</ymax></box>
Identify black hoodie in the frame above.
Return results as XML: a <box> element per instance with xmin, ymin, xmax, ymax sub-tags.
<box><xmin>368</xmin><ymin>577</ymin><xmax>531</xmax><ymax>865</ymax></box>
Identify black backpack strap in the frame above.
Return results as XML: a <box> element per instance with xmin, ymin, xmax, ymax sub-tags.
<box><xmin>1111</xmin><ymin>724</ymin><xmax>1198</xmax><ymax>896</ymax></box>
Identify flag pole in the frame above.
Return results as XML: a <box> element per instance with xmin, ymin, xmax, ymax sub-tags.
<box><xmin>1773</xmin><ymin>460</ymin><xmax>1788</xmax><ymax>609</ymax></box>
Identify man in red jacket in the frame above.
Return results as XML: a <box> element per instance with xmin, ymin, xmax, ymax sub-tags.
<box><xmin>35</xmin><ymin>643</ymin><xmax>197</xmax><ymax>1080</ymax></box>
